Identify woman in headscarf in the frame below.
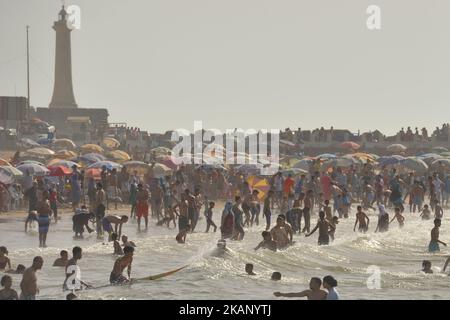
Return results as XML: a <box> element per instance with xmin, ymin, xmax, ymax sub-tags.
<box><xmin>220</xmin><ymin>201</ymin><xmax>234</xmax><ymax>239</ymax></box>
<box><xmin>375</xmin><ymin>204</ymin><xmax>389</xmax><ymax>233</ymax></box>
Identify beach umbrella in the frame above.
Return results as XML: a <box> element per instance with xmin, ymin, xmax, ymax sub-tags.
<box><xmin>247</xmin><ymin>176</ymin><xmax>270</xmax><ymax>200</ymax></box>
<box><xmin>48</xmin><ymin>166</ymin><xmax>73</xmax><ymax>177</ymax></box>
<box><xmin>378</xmin><ymin>155</ymin><xmax>405</xmax><ymax>166</ymax></box>
<box><xmin>323</xmin><ymin>157</ymin><xmax>357</xmax><ymax>169</ymax></box>
<box><xmin>53</xmin><ymin>139</ymin><xmax>76</xmax><ymax>150</ymax></box>
<box><xmin>0</xmin><ymin>165</ymin><xmax>23</xmax><ymax>177</ymax></box>
<box><xmin>418</xmin><ymin>153</ymin><xmax>443</xmax><ymax>166</ymax></box>
<box><xmin>439</xmin><ymin>152</ymin><xmax>450</xmax><ymax>158</ymax></box>
<box><xmin>155</xmin><ymin>155</ymin><xmax>178</xmax><ymax>170</ymax></box>
<box><xmin>18</xmin><ymin>138</ymin><xmax>40</xmax><ymax>148</ymax></box>
<box><xmin>25</xmin><ymin>147</ymin><xmax>55</xmax><ymax>157</ymax></box>
<box><xmin>80</xmin><ymin>144</ymin><xmax>104</xmax><ymax>154</ymax></box>
<box><xmin>87</xmin><ymin>161</ymin><xmax>122</xmax><ymax>170</ymax></box>
<box><xmin>432</xmin><ymin>147</ymin><xmax>449</xmax><ymax>153</ymax></box>
<box><xmin>85</xmin><ymin>168</ymin><xmax>102</xmax><ymax>180</ymax></box>
<box><xmin>340</xmin><ymin>141</ymin><xmax>360</xmax><ymax>150</ymax></box>
<box><xmin>293</xmin><ymin>158</ymin><xmax>313</xmax><ymax>171</ymax></box>
<box><xmin>399</xmin><ymin>158</ymin><xmax>429</xmax><ymax>174</ymax></box>
<box><xmin>149</xmin><ymin>163</ymin><xmax>173</xmax><ymax>178</ymax></box>
<box><xmin>0</xmin><ymin>166</ymin><xmax>23</xmax><ymax>184</ymax></box>
<box><xmin>387</xmin><ymin>144</ymin><xmax>407</xmax><ymax>153</ymax></box>
<box><xmin>348</xmin><ymin>153</ymin><xmax>375</xmax><ymax>162</ymax></box>
<box><xmin>0</xmin><ymin>168</ymin><xmax>14</xmax><ymax>184</ymax></box>
<box><xmin>102</xmin><ymin>137</ymin><xmax>121</xmax><ymax>149</ymax></box>
<box><xmin>430</xmin><ymin>158</ymin><xmax>450</xmax><ymax>169</ymax></box>
<box><xmin>281</xmin><ymin>168</ymin><xmax>308</xmax><ymax>177</ymax></box>
<box><xmin>317</xmin><ymin>153</ymin><xmax>337</xmax><ymax>160</ymax></box>
<box><xmin>280</xmin><ymin>156</ymin><xmax>302</xmax><ymax>169</ymax></box>
<box><xmin>78</xmin><ymin>153</ymin><xmax>106</xmax><ymax>164</ymax></box>
<box><xmin>18</xmin><ymin>160</ymin><xmax>46</xmax><ymax>166</ymax></box>
<box><xmin>16</xmin><ymin>163</ymin><xmax>49</xmax><ymax>176</ymax></box>
<box><xmin>150</xmin><ymin>147</ymin><xmax>172</xmax><ymax>156</ymax></box>
<box><xmin>47</xmin><ymin>159</ymin><xmax>79</xmax><ymax>169</ymax></box>
<box><xmin>54</xmin><ymin>149</ymin><xmax>78</xmax><ymax>159</ymax></box>
<box><xmin>123</xmin><ymin>161</ymin><xmax>150</xmax><ymax>175</ymax></box>
<box><xmin>37</xmin><ymin>138</ymin><xmax>54</xmax><ymax>146</ymax></box>
<box><xmin>106</xmin><ymin>150</ymin><xmax>131</xmax><ymax>163</ymax></box>
<box><xmin>0</xmin><ymin>158</ymin><xmax>11</xmax><ymax>166</ymax></box>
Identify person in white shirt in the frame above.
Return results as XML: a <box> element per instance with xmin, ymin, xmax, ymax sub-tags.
<box><xmin>323</xmin><ymin>275</ymin><xmax>340</xmax><ymax>300</ymax></box>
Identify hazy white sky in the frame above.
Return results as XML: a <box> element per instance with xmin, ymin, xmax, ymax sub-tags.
<box><xmin>1</xmin><ymin>0</ymin><xmax>449</xmax><ymax>134</ymax></box>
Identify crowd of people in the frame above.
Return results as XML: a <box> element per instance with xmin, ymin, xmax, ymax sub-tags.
<box><xmin>1</xmin><ymin>149</ymin><xmax>450</xmax><ymax>299</ymax></box>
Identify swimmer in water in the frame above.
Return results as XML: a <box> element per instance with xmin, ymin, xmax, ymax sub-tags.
<box><xmin>390</xmin><ymin>207</ymin><xmax>405</xmax><ymax>228</ymax></box>
<box><xmin>121</xmin><ymin>235</ymin><xmax>137</xmax><ymax>248</ymax></box>
<box><xmin>245</xmin><ymin>263</ymin><xmax>256</xmax><ymax>275</ymax></box>
<box><xmin>63</xmin><ymin>247</ymin><xmax>92</xmax><ymax>291</ymax></box>
<box><xmin>422</xmin><ymin>260</ymin><xmax>433</xmax><ymax>274</ymax></box>
<box><xmin>254</xmin><ymin>231</ymin><xmax>277</xmax><ymax>252</ymax></box>
<box><xmin>429</xmin><ymin>219</ymin><xmax>446</xmax><ymax>253</ymax></box>
<box><xmin>20</xmin><ymin>256</ymin><xmax>43</xmax><ymax>300</ymax></box>
<box><xmin>176</xmin><ymin>224</ymin><xmax>191</xmax><ymax>244</ymax></box>
<box><xmin>306</xmin><ymin>211</ymin><xmax>335</xmax><ymax>246</ymax></box>
<box><xmin>434</xmin><ymin>201</ymin><xmax>443</xmax><ymax>219</ymax></box>
<box><xmin>420</xmin><ymin>205</ymin><xmax>431</xmax><ymax>220</ymax></box>
<box><xmin>329</xmin><ymin>216</ymin><xmax>339</xmax><ymax>242</ymax></box>
<box><xmin>0</xmin><ymin>275</ymin><xmax>19</xmax><ymax>300</ymax></box>
<box><xmin>274</xmin><ymin>277</ymin><xmax>327</xmax><ymax>300</ymax></box>
<box><xmin>109</xmin><ymin>246</ymin><xmax>134</xmax><ymax>284</ymax></box>
<box><xmin>111</xmin><ymin>233</ymin><xmax>124</xmax><ymax>255</ymax></box>
<box><xmin>353</xmin><ymin>206</ymin><xmax>369</xmax><ymax>233</ymax></box>
<box><xmin>271</xmin><ymin>272</ymin><xmax>281</xmax><ymax>281</ymax></box>
<box><xmin>0</xmin><ymin>246</ymin><xmax>11</xmax><ymax>271</ymax></box>
<box><xmin>6</xmin><ymin>264</ymin><xmax>26</xmax><ymax>275</ymax></box>
<box><xmin>53</xmin><ymin>250</ymin><xmax>69</xmax><ymax>267</ymax></box>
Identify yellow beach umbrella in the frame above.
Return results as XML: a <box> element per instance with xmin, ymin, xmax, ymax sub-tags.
<box><xmin>107</xmin><ymin>150</ymin><xmax>131</xmax><ymax>163</ymax></box>
<box><xmin>80</xmin><ymin>144</ymin><xmax>104</xmax><ymax>154</ymax></box>
<box><xmin>102</xmin><ymin>137</ymin><xmax>120</xmax><ymax>149</ymax></box>
<box><xmin>53</xmin><ymin>138</ymin><xmax>76</xmax><ymax>150</ymax></box>
<box><xmin>247</xmin><ymin>175</ymin><xmax>270</xmax><ymax>201</ymax></box>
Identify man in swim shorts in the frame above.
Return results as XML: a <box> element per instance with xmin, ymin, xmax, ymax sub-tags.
<box><xmin>110</xmin><ymin>246</ymin><xmax>134</xmax><ymax>284</ymax></box>
<box><xmin>429</xmin><ymin>219</ymin><xmax>447</xmax><ymax>253</ymax></box>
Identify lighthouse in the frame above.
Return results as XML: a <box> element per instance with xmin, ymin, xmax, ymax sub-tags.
<box><xmin>49</xmin><ymin>5</ymin><xmax>78</xmax><ymax>109</ymax></box>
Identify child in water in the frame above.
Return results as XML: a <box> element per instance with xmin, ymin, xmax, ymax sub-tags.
<box><xmin>420</xmin><ymin>205</ymin><xmax>431</xmax><ymax>220</ymax></box>
<box><xmin>176</xmin><ymin>224</ymin><xmax>191</xmax><ymax>244</ymax></box>
<box><xmin>421</xmin><ymin>260</ymin><xmax>433</xmax><ymax>274</ymax></box>
<box><xmin>390</xmin><ymin>207</ymin><xmax>405</xmax><ymax>228</ymax></box>
<box><xmin>434</xmin><ymin>201</ymin><xmax>443</xmax><ymax>219</ymax></box>
<box><xmin>254</xmin><ymin>231</ymin><xmax>277</xmax><ymax>252</ymax></box>
<box><xmin>111</xmin><ymin>233</ymin><xmax>124</xmax><ymax>255</ymax></box>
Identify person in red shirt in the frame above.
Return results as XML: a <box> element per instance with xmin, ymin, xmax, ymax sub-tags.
<box><xmin>283</xmin><ymin>174</ymin><xmax>295</xmax><ymax>196</ymax></box>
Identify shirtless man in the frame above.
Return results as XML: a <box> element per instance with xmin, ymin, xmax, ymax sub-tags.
<box><xmin>274</xmin><ymin>277</ymin><xmax>327</xmax><ymax>300</ymax></box>
<box><xmin>0</xmin><ymin>246</ymin><xmax>11</xmax><ymax>271</ymax></box>
<box><xmin>250</xmin><ymin>190</ymin><xmax>260</xmax><ymax>227</ymax></box>
<box><xmin>63</xmin><ymin>247</ymin><xmax>92</xmax><ymax>291</ymax></box>
<box><xmin>390</xmin><ymin>207</ymin><xmax>405</xmax><ymax>228</ymax></box>
<box><xmin>184</xmin><ymin>189</ymin><xmax>197</xmax><ymax>232</ymax></box>
<box><xmin>306</xmin><ymin>211</ymin><xmax>335</xmax><ymax>246</ymax></box>
<box><xmin>270</xmin><ymin>216</ymin><xmax>291</xmax><ymax>249</ymax></box>
<box><xmin>302</xmin><ymin>190</ymin><xmax>314</xmax><ymax>233</ymax></box>
<box><xmin>429</xmin><ymin>219</ymin><xmax>447</xmax><ymax>253</ymax></box>
<box><xmin>353</xmin><ymin>206</ymin><xmax>370</xmax><ymax>233</ymax></box>
<box><xmin>20</xmin><ymin>256</ymin><xmax>43</xmax><ymax>300</ymax></box>
<box><xmin>136</xmin><ymin>184</ymin><xmax>150</xmax><ymax>230</ymax></box>
<box><xmin>110</xmin><ymin>246</ymin><xmax>134</xmax><ymax>284</ymax></box>
<box><xmin>254</xmin><ymin>231</ymin><xmax>277</xmax><ymax>252</ymax></box>
<box><xmin>321</xmin><ymin>199</ymin><xmax>333</xmax><ymax>221</ymax></box>
<box><xmin>53</xmin><ymin>250</ymin><xmax>69</xmax><ymax>267</ymax></box>
<box><xmin>102</xmin><ymin>215</ymin><xmax>129</xmax><ymax>241</ymax></box>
